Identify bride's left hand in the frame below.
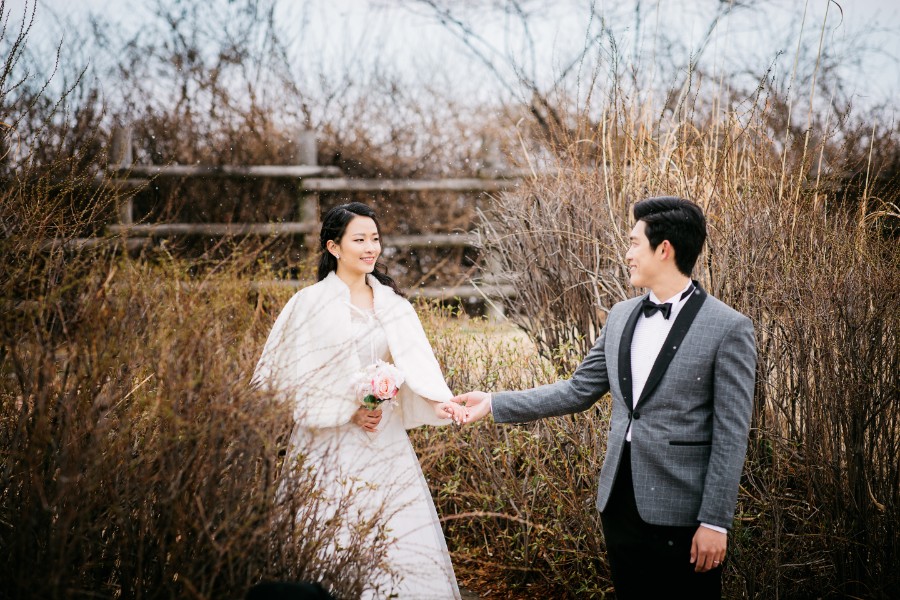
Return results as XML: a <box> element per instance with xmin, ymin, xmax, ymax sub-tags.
<box><xmin>435</xmin><ymin>401</ymin><xmax>467</xmax><ymax>425</ymax></box>
<box><xmin>352</xmin><ymin>407</ymin><xmax>383</xmax><ymax>432</ymax></box>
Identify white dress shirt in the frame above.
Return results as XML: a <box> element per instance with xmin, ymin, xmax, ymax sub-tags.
<box><xmin>628</xmin><ymin>280</ymin><xmax>695</xmax><ymax>440</ymax></box>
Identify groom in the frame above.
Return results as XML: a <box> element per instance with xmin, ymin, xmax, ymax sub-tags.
<box><xmin>454</xmin><ymin>196</ymin><xmax>756</xmax><ymax>598</ymax></box>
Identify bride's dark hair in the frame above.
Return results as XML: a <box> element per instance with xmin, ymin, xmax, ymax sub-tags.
<box><xmin>317</xmin><ymin>202</ymin><xmax>404</xmax><ymax>296</ymax></box>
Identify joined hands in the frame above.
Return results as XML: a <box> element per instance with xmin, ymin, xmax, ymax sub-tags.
<box><xmin>449</xmin><ymin>391</ymin><xmax>492</xmax><ymax>424</ymax></box>
<box><xmin>354</xmin><ymin>391</ymin><xmax>492</xmax><ymax>431</ymax></box>
<box><xmin>435</xmin><ymin>400</ymin><xmax>468</xmax><ymax>424</ymax></box>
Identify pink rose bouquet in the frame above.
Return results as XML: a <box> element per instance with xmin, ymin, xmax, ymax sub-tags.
<box><xmin>357</xmin><ymin>359</ymin><xmax>405</xmax><ymax>410</ymax></box>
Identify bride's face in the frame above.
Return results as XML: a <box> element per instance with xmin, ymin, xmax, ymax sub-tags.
<box><xmin>329</xmin><ymin>215</ymin><xmax>381</xmax><ymax>278</ymax></box>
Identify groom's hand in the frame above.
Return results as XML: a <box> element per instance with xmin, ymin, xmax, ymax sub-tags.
<box><xmin>690</xmin><ymin>526</ymin><xmax>726</xmax><ymax>572</ymax></box>
<box><xmin>450</xmin><ymin>391</ymin><xmax>492</xmax><ymax>424</ymax></box>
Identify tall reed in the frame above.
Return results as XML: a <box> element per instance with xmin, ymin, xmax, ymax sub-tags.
<box><xmin>445</xmin><ymin>91</ymin><xmax>899</xmax><ymax>598</ymax></box>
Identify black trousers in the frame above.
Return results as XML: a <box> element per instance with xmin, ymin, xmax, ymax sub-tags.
<box><xmin>600</xmin><ymin>443</ymin><xmax>722</xmax><ymax>600</ymax></box>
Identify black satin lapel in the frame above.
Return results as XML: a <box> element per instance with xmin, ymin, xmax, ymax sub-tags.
<box><xmin>618</xmin><ymin>299</ymin><xmax>645</xmax><ymax>410</ymax></box>
<box><xmin>637</xmin><ymin>282</ymin><xmax>708</xmax><ymax>405</ymax></box>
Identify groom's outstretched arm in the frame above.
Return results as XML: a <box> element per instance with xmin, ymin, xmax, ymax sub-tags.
<box><xmin>454</xmin><ymin>325</ymin><xmax>611</xmax><ymax>424</ymax></box>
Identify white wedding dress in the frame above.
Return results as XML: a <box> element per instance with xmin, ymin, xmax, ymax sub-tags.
<box><xmin>285</xmin><ymin>304</ymin><xmax>461</xmax><ymax>599</ymax></box>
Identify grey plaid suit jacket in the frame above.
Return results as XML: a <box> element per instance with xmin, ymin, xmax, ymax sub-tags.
<box><xmin>492</xmin><ymin>284</ymin><xmax>756</xmax><ymax>529</ymax></box>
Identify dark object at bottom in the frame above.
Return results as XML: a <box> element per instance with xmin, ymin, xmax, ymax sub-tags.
<box><xmin>245</xmin><ymin>581</ymin><xmax>336</xmax><ymax>600</ymax></box>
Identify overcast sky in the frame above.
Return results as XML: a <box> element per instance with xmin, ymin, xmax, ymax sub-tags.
<box><xmin>7</xmin><ymin>0</ymin><xmax>900</xmax><ymax>117</ymax></box>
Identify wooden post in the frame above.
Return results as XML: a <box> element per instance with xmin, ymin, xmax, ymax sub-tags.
<box><xmin>478</xmin><ymin>137</ymin><xmax>503</xmax><ymax>178</ymax></box>
<box><xmin>482</xmin><ymin>251</ymin><xmax>507</xmax><ymax>321</ymax></box>
<box><xmin>110</xmin><ymin>126</ymin><xmax>134</xmax><ymax>225</ymax></box>
<box><xmin>300</xmin><ymin>190</ymin><xmax>320</xmax><ymax>250</ymax></box>
<box><xmin>295</xmin><ymin>129</ymin><xmax>320</xmax><ymax>250</ymax></box>
<box><xmin>295</xmin><ymin>129</ymin><xmax>317</xmax><ymax>166</ymax></box>
<box><xmin>109</xmin><ymin>126</ymin><xmax>133</xmax><ymax>169</ymax></box>
<box><xmin>479</xmin><ymin>138</ymin><xmax>508</xmax><ymax>320</ymax></box>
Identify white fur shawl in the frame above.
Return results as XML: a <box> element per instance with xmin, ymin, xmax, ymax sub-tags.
<box><xmin>252</xmin><ymin>271</ymin><xmax>453</xmax><ymax>429</ymax></box>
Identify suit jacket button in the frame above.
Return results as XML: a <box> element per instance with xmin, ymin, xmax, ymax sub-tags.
<box><xmin>633</xmin><ymin>410</ymin><xmax>641</xmax><ymax>419</ymax></box>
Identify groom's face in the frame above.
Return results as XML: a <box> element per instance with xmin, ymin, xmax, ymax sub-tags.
<box><xmin>626</xmin><ymin>220</ymin><xmax>660</xmax><ymax>289</ymax></box>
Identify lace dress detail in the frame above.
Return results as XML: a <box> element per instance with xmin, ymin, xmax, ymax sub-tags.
<box><xmin>349</xmin><ymin>304</ymin><xmax>389</xmax><ymax>366</ymax></box>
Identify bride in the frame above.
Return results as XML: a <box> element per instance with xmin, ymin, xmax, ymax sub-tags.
<box><xmin>253</xmin><ymin>202</ymin><xmax>465</xmax><ymax>599</ymax></box>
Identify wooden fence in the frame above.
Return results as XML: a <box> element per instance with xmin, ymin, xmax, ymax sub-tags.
<box><xmin>102</xmin><ymin>127</ymin><xmax>519</xmax><ymax>317</ymax></box>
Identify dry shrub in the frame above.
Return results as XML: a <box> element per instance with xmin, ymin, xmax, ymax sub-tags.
<box><xmin>412</xmin><ymin>307</ymin><xmax>612</xmax><ymax>597</ymax></box>
<box><xmin>719</xmin><ymin>196</ymin><xmax>899</xmax><ymax>599</ymax></box>
<box><xmin>0</xmin><ymin>21</ymin><xmax>399</xmax><ymax>585</ymax></box>
<box><xmin>0</xmin><ymin>234</ymin><xmax>401</xmax><ymax>598</ymax></box>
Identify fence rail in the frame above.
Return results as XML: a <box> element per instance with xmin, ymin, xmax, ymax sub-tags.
<box><xmin>111</xmin><ymin>165</ymin><xmax>343</xmax><ymax>178</ymax></box>
<box><xmin>108</xmin><ymin>222</ymin><xmax>317</xmax><ymax>236</ymax></box>
<box><xmin>253</xmin><ymin>279</ymin><xmax>517</xmax><ymax>301</ymax></box>
<box><xmin>92</xmin><ymin>126</ymin><xmax>517</xmax><ymax>316</ymax></box>
<box><xmin>300</xmin><ymin>178</ymin><xmax>518</xmax><ymax>192</ymax></box>
<box><xmin>39</xmin><ymin>237</ymin><xmax>150</xmax><ymax>251</ymax></box>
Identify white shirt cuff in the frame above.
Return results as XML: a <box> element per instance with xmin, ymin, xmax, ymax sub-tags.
<box><xmin>700</xmin><ymin>522</ymin><xmax>728</xmax><ymax>534</ymax></box>
<box><xmin>486</xmin><ymin>392</ymin><xmax>493</xmax><ymax>413</ymax></box>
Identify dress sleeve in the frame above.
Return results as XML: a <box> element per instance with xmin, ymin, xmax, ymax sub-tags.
<box><xmin>253</xmin><ymin>290</ymin><xmax>360</xmax><ymax>429</ymax></box>
<box><xmin>390</xmin><ymin>304</ymin><xmax>455</xmax><ymax>429</ymax></box>
<box><xmin>398</xmin><ymin>385</ymin><xmax>453</xmax><ymax>429</ymax></box>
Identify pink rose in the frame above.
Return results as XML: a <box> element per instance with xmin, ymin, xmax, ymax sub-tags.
<box><xmin>358</xmin><ymin>360</ymin><xmax>405</xmax><ymax>409</ymax></box>
<box><xmin>371</xmin><ymin>372</ymin><xmax>399</xmax><ymax>400</ymax></box>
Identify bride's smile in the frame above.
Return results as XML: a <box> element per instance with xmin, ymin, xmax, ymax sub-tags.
<box><xmin>327</xmin><ymin>214</ymin><xmax>382</xmax><ymax>279</ymax></box>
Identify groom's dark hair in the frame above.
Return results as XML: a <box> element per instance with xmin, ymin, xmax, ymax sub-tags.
<box><xmin>633</xmin><ymin>196</ymin><xmax>707</xmax><ymax>276</ymax></box>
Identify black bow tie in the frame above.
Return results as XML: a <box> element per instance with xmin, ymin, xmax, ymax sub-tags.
<box><xmin>640</xmin><ymin>286</ymin><xmax>695</xmax><ymax>320</ymax></box>
<box><xmin>641</xmin><ymin>297</ymin><xmax>673</xmax><ymax>319</ymax></box>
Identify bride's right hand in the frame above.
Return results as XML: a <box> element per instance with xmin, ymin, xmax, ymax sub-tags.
<box><xmin>352</xmin><ymin>407</ymin><xmax>382</xmax><ymax>432</ymax></box>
